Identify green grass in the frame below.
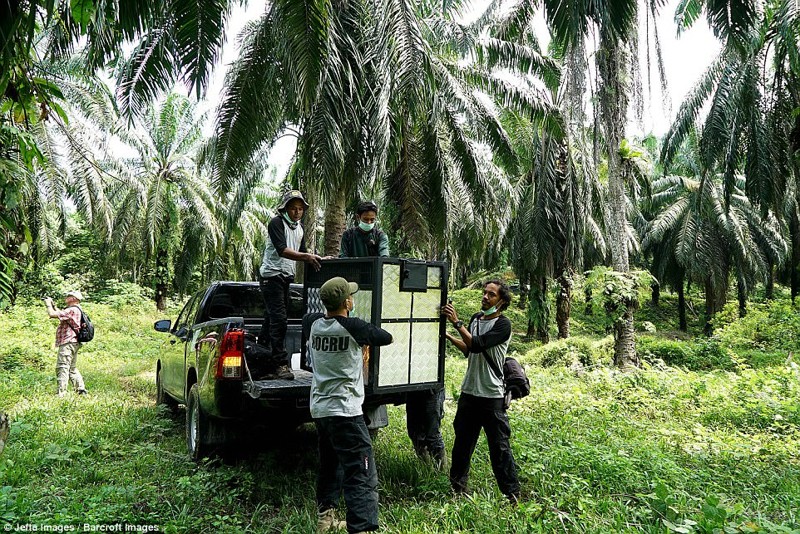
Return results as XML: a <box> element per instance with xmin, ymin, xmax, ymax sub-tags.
<box><xmin>1</xmin><ymin>292</ymin><xmax>799</xmax><ymax>533</ymax></box>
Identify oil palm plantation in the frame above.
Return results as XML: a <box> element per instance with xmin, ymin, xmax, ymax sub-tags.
<box><xmin>207</xmin><ymin>0</ymin><xmax>558</xmax><ymax>269</ymax></box>
<box><xmin>105</xmin><ymin>94</ymin><xmax>220</xmax><ymax>309</ymax></box>
<box><xmin>643</xmin><ymin>166</ymin><xmax>787</xmax><ymax>335</ymax></box>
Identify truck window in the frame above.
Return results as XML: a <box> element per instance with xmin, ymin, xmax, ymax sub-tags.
<box><xmin>173</xmin><ymin>293</ymin><xmax>199</xmax><ymax>334</ymax></box>
<box><xmin>204</xmin><ymin>284</ymin><xmax>305</xmax><ymax>320</ymax></box>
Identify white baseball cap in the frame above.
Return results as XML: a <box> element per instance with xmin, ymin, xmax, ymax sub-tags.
<box><xmin>65</xmin><ymin>290</ymin><xmax>84</xmax><ymax>301</ymax></box>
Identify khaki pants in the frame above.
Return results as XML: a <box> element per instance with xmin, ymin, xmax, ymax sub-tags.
<box><xmin>56</xmin><ymin>342</ymin><xmax>85</xmax><ymax>393</ymax></box>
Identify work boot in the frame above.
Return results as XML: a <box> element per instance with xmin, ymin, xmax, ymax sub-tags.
<box><xmin>276</xmin><ymin>365</ymin><xmax>294</xmax><ymax>380</ymax></box>
<box><xmin>317</xmin><ymin>508</ymin><xmax>346</xmax><ymax>533</ymax></box>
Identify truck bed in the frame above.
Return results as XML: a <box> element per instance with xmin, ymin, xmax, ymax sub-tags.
<box><xmin>244</xmin><ymin>369</ymin><xmax>313</xmax><ymax>399</ymax></box>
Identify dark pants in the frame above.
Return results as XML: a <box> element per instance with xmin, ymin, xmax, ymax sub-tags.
<box><xmin>315</xmin><ymin>415</ymin><xmax>379</xmax><ymax>533</ymax></box>
<box><xmin>406</xmin><ymin>388</ymin><xmax>445</xmax><ymax>462</ymax></box>
<box><xmin>258</xmin><ymin>275</ymin><xmax>291</xmax><ymax>367</ymax></box>
<box><xmin>450</xmin><ymin>393</ymin><xmax>520</xmax><ymax>497</ymax></box>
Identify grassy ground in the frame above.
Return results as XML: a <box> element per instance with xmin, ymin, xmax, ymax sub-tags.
<box><xmin>1</xmin><ymin>290</ymin><xmax>799</xmax><ymax>533</ymax></box>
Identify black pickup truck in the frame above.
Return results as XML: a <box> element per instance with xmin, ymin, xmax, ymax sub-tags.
<box><xmin>154</xmin><ymin>258</ymin><xmax>448</xmax><ymax>460</ymax></box>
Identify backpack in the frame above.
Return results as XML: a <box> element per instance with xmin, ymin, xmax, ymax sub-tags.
<box><xmin>69</xmin><ymin>306</ymin><xmax>95</xmax><ymax>343</ymax></box>
<box><xmin>479</xmin><ymin>350</ymin><xmax>530</xmax><ymax>408</ymax></box>
<box><xmin>502</xmin><ymin>357</ymin><xmax>530</xmax><ymax>401</ymax></box>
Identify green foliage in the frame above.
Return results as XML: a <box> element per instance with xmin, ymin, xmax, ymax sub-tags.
<box><xmin>1</xmin><ymin>290</ymin><xmax>800</xmax><ymax>531</ymax></box>
<box><xmin>637</xmin><ymin>335</ymin><xmax>737</xmax><ymax>371</ymax></box>
<box><xmin>584</xmin><ymin>266</ymin><xmax>655</xmax><ymax>326</ymax></box>
<box><xmin>521</xmin><ymin>335</ymin><xmax>613</xmax><ymax>368</ymax></box>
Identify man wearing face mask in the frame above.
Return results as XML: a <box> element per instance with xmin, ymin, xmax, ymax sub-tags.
<box><xmin>441</xmin><ymin>279</ymin><xmax>521</xmax><ymax>504</ymax></box>
<box><xmin>259</xmin><ymin>189</ymin><xmax>323</xmax><ymax>381</ymax></box>
<box><xmin>339</xmin><ymin>200</ymin><xmax>390</xmax><ymax>258</ymax></box>
<box><xmin>339</xmin><ymin>200</ymin><xmax>447</xmax><ymax>469</ymax></box>
<box><xmin>304</xmin><ymin>277</ymin><xmax>393</xmax><ymax>533</ymax></box>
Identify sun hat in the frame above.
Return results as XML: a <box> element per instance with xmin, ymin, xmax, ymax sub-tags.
<box><xmin>319</xmin><ymin>277</ymin><xmax>359</xmax><ymax>310</ymax></box>
<box><xmin>277</xmin><ymin>190</ymin><xmax>310</xmax><ymax>211</ymax></box>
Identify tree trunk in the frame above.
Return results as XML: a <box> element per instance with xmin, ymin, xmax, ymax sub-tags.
<box><xmin>556</xmin><ymin>272</ymin><xmax>571</xmax><ymax>339</ymax></box>
<box><xmin>323</xmin><ymin>187</ymin><xmax>348</xmax><ymax>257</ymax></box>
<box><xmin>597</xmin><ymin>32</ymin><xmax>636</xmax><ymax>368</ymax></box>
<box><xmin>613</xmin><ymin>299</ymin><xmax>639</xmax><ymax>369</ymax></box>
<box><xmin>518</xmin><ymin>273</ymin><xmax>530</xmax><ymax>309</ymax></box>
<box><xmin>677</xmin><ymin>280</ymin><xmax>687</xmax><ymax>332</ymax></box>
<box><xmin>651</xmin><ymin>280</ymin><xmax>660</xmax><ymax>306</ymax></box>
<box><xmin>791</xmin><ymin>216</ymin><xmax>800</xmax><ymax>304</ymax></box>
<box><xmin>526</xmin><ymin>276</ymin><xmax>549</xmax><ymax>343</ymax></box>
<box><xmin>765</xmin><ymin>262</ymin><xmax>774</xmax><ymax>300</ymax></box>
<box><xmin>703</xmin><ymin>277</ymin><xmax>727</xmax><ymax>336</ymax></box>
<box><xmin>737</xmin><ymin>278</ymin><xmax>747</xmax><ymax>318</ymax></box>
<box><xmin>154</xmin><ymin>244</ymin><xmax>169</xmax><ymax>312</ymax></box>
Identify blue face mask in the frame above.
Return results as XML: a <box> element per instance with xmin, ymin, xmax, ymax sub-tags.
<box><xmin>358</xmin><ymin>221</ymin><xmax>375</xmax><ymax>232</ymax></box>
<box><xmin>482</xmin><ymin>305</ymin><xmax>498</xmax><ymax>316</ymax></box>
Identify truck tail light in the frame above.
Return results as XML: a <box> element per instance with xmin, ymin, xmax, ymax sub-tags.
<box><xmin>216</xmin><ymin>329</ymin><xmax>244</xmax><ymax>379</ymax></box>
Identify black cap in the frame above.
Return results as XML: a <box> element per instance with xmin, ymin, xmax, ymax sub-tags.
<box><xmin>357</xmin><ymin>200</ymin><xmax>378</xmax><ymax>215</ymax></box>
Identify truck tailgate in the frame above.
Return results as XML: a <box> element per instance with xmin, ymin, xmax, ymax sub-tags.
<box><xmin>244</xmin><ymin>369</ymin><xmax>313</xmax><ymax>399</ymax></box>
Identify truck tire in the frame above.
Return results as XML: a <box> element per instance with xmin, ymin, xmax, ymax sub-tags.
<box><xmin>156</xmin><ymin>365</ymin><xmax>178</xmax><ymax>414</ymax></box>
<box><xmin>186</xmin><ymin>384</ymin><xmax>213</xmax><ymax>461</ymax></box>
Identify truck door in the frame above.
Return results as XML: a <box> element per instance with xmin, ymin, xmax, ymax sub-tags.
<box><xmin>163</xmin><ymin>292</ymin><xmax>202</xmax><ymax>402</ymax></box>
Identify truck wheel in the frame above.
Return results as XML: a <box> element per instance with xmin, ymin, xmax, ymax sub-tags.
<box><xmin>156</xmin><ymin>366</ymin><xmax>178</xmax><ymax>414</ymax></box>
<box><xmin>186</xmin><ymin>384</ymin><xmax>212</xmax><ymax>461</ymax></box>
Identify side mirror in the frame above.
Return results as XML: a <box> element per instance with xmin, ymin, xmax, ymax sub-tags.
<box><xmin>154</xmin><ymin>319</ymin><xmax>171</xmax><ymax>332</ymax></box>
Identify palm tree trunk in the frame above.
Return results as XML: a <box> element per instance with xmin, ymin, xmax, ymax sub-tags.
<box><xmin>323</xmin><ymin>186</ymin><xmax>348</xmax><ymax>256</ymax></box>
<box><xmin>677</xmin><ymin>280</ymin><xmax>687</xmax><ymax>332</ymax></box>
<box><xmin>651</xmin><ymin>280</ymin><xmax>660</xmax><ymax>306</ymax></box>
<box><xmin>703</xmin><ymin>277</ymin><xmax>718</xmax><ymax>336</ymax></box>
<box><xmin>792</xmin><ymin>212</ymin><xmax>800</xmax><ymax>304</ymax></box>
<box><xmin>597</xmin><ymin>31</ymin><xmax>636</xmax><ymax>368</ymax></box>
<box><xmin>737</xmin><ymin>278</ymin><xmax>747</xmax><ymax>318</ymax></box>
<box><xmin>526</xmin><ymin>276</ymin><xmax>549</xmax><ymax>343</ymax></box>
<box><xmin>556</xmin><ymin>272</ymin><xmax>571</xmax><ymax>339</ymax></box>
<box><xmin>518</xmin><ymin>273</ymin><xmax>530</xmax><ymax>309</ymax></box>
<box><xmin>765</xmin><ymin>262</ymin><xmax>774</xmax><ymax>300</ymax></box>
<box><xmin>154</xmin><ymin>244</ymin><xmax>168</xmax><ymax>312</ymax></box>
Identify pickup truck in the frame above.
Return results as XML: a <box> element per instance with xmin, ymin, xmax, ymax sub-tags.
<box><xmin>154</xmin><ymin>258</ymin><xmax>448</xmax><ymax>460</ymax></box>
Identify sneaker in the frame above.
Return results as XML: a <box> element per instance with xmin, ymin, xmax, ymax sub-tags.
<box><xmin>77</xmin><ymin>389</ymin><xmax>88</xmax><ymax>395</ymax></box>
<box><xmin>317</xmin><ymin>508</ymin><xmax>346</xmax><ymax>533</ymax></box>
<box><xmin>507</xmin><ymin>492</ymin><xmax>521</xmax><ymax>506</ymax></box>
<box><xmin>276</xmin><ymin>365</ymin><xmax>294</xmax><ymax>380</ymax></box>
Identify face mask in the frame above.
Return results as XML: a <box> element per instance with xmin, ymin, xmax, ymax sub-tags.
<box><xmin>358</xmin><ymin>221</ymin><xmax>375</xmax><ymax>232</ymax></box>
<box><xmin>482</xmin><ymin>305</ymin><xmax>498</xmax><ymax>316</ymax></box>
<box><xmin>282</xmin><ymin>212</ymin><xmax>298</xmax><ymax>228</ymax></box>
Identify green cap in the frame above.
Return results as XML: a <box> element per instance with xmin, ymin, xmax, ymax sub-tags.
<box><xmin>320</xmin><ymin>277</ymin><xmax>359</xmax><ymax>310</ymax></box>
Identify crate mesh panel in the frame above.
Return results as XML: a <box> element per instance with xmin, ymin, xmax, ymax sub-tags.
<box><xmin>427</xmin><ymin>266</ymin><xmax>442</xmax><ymax>288</ymax></box>
<box><xmin>412</xmin><ymin>289</ymin><xmax>441</xmax><ymax>319</ymax></box>
<box><xmin>381</xmin><ymin>264</ymin><xmax>412</xmax><ymax>319</ymax></box>
<box><xmin>410</xmin><ymin>322</ymin><xmax>439</xmax><ymax>383</ymax></box>
<box><xmin>378</xmin><ymin>323</ymin><xmax>410</xmax><ymax>386</ymax></box>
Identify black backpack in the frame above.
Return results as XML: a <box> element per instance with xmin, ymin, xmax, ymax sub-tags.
<box><xmin>69</xmin><ymin>306</ymin><xmax>95</xmax><ymax>342</ymax></box>
<box><xmin>503</xmin><ymin>357</ymin><xmax>530</xmax><ymax>401</ymax></box>
<box><xmin>480</xmin><ymin>350</ymin><xmax>530</xmax><ymax>408</ymax></box>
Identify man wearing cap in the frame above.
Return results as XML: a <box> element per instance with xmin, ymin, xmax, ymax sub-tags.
<box><xmin>339</xmin><ymin>200</ymin><xmax>390</xmax><ymax>258</ymax></box>
<box><xmin>339</xmin><ymin>200</ymin><xmax>446</xmax><ymax>470</ymax></box>
<box><xmin>44</xmin><ymin>291</ymin><xmax>88</xmax><ymax>397</ymax></box>
<box><xmin>304</xmin><ymin>277</ymin><xmax>393</xmax><ymax>534</ymax></box>
<box><xmin>259</xmin><ymin>189</ymin><xmax>323</xmax><ymax>380</ymax></box>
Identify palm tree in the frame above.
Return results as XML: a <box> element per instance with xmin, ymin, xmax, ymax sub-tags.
<box><xmin>643</xmin><ymin>166</ymin><xmax>787</xmax><ymax>335</ymax></box>
<box><xmin>207</xmin><ymin>0</ymin><xmax>558</xmax><ymax>271</ymax></box>
<box><xmin>104</xmin><ymin>93</ymin><xmax>220</xmax><ymax>309</ymax></box>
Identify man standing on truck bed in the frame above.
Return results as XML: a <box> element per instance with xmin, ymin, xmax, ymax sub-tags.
<box><xmin>305</xmin><ymin>276</ymin><xmax>393</xmax><ymax>534</ymax></box>
<box><xmin>259</xmin><ymin>189</ymin><xmax>323</xmax><ymax>381</ymax></box>
<box><xmin>339</xmin><ymin>200</ymin><xmax>447</xmax><ymax>470</ymax></box>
